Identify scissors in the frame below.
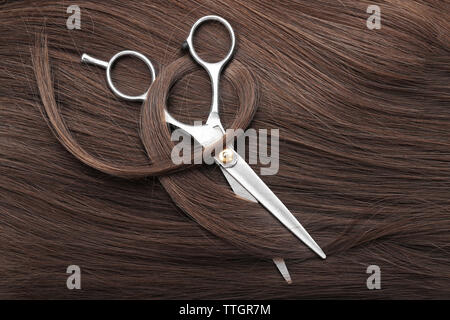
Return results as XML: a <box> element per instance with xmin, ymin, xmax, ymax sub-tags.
<box><xmin>81</xmin><ymin>15</ymin><xmax>326</xmax><ymax>283</ymax></box>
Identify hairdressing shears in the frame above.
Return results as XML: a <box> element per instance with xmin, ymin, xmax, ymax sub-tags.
<box><xmin>81</xmin><ymin>15</ymin><xmax>326</xmax><ymax>283</ymax></box>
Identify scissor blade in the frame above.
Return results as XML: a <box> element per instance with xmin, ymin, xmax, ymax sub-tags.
<box><xmin>273</xmin><ymin>258</ymin><xmax>292</xmax><ymax>284</ymax></box>
<box><xmin>220</xmin><ymin>161</ymin><xmax>292</xmax><ymax>284</ymax></box>
<box><xmin>178</xmin><ymin>127</ymin><xmax>294</xmax><ymax>281</ymax></box>
<box><xmin>216</xmin><ymin>152</ymin><xmax>326</xmax><ymax>259</ymax></box>
<box><xmin>220</xmin><ymin>167</ymin><xmax>257</xmax><ymax>202</ymax></box>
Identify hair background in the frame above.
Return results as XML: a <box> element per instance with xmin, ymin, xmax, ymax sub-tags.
<box><xmin>1</xmin><ymin>0</ymin><xmax>450</xmax><ymax>299</ymax></box>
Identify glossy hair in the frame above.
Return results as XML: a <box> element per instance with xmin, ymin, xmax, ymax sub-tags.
<box><xmin>1</xmin><ymin>0</ymin><xmax>449</xmax><ymax>299</ymax></box>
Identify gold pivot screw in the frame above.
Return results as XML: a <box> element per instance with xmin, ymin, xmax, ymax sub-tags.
<box><xmin>218</xmin><ymin>148</ymin><xmax>234</xmax><ymax>164</ymax></box>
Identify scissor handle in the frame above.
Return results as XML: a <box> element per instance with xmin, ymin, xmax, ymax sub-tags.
<box><xmin>185</xmin><ymin>15</ymin><xmax>236</xmax><ymax>70</ymax></box>
<box><xmin>81</xmin><ymin>50</ymin><xmax>156</xmax><ymax>102</ymax></box>
<box><xmin>184</xmin><ymin>15</ymin><xmax>236</xmax><ymax>127</ymax></box>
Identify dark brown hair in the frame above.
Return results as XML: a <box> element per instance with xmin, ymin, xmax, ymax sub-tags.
<box><xmin>0</xmin><ymin>0</ymin><xmax>449</xmax><ymax>299</ymax></box>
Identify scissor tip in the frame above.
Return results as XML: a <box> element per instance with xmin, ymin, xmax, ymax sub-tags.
<box><xmin>273</xmin><ymin>258</ymin><xmax>292</xmax><ymax>284</ymax></box>
<box><xmin>317</xmin><ymin>250</ymin><xmax>326</xmax><ymax>259</ymax></box>
<box><xmin>308</xmin><ymin>241</ymin><xmax>326</xmax><ymax>259</ymax></box>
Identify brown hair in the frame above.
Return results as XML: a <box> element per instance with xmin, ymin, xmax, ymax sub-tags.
<box><xmin>1</xmin><ymin>0</ymin><xmax>449</xmax><ymax>299</ymax></box>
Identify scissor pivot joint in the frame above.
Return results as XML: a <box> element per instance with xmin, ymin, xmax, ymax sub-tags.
<box><xmin>218</xmin><ymin>148</ymin><xmax>238</xmax><ymax>168</ymax></box>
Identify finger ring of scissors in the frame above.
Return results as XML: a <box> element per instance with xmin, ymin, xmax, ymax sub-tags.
<box><xmin>81</xmin><ymin>50</ymin><xmax>156</xmax><ymax>102</ymax></box>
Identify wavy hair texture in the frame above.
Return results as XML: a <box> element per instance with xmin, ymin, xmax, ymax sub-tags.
<box><xmin>1</xmin><ymin>0</ymin><xmax>450</xmax><ymax>299</ymax></box>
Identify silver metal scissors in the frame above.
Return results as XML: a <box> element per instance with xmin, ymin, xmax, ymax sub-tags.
<box><xmin>81</xmin><ymin>15</ymin><xmax>326</xmax><ymax>283</ymax></box>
